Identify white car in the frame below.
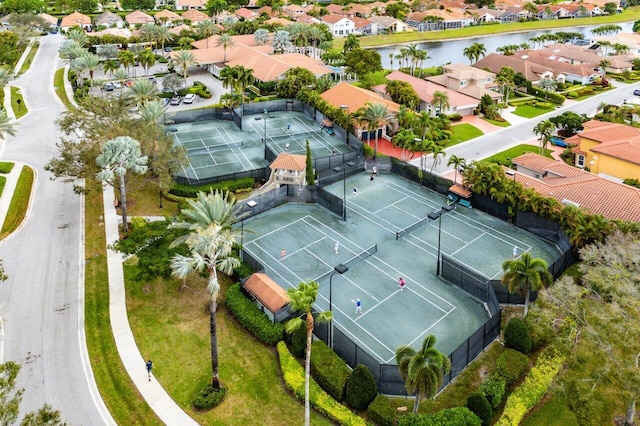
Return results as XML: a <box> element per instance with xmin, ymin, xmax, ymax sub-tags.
<box><xmin>183</xmin><ymin>94</ymin><xmax>197</xmax><ymax>104</ymax></box>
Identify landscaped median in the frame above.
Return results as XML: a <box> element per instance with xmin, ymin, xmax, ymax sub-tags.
<box><xmin>277</xmin><ymin>341</ymin><xmax>367</xmax><ymax>426</ymax></box>
<box><xmin>496</xmin><ymin>344</ymin><xmax>565</xmax><ymax>426</ymax></box>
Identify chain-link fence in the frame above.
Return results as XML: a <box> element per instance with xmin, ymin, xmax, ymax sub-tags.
<box><xmin>164</xmin><ymin>107</ymin><xmax>234</xmax><ymax>125</ymax></box>
<box><xmin>175</xmin><ymin>167</ymin><xmax>268</xmax><ymax>186</ymax></box>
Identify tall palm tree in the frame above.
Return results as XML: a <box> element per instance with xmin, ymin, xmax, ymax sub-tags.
<box><xmin>431</xmin><ymin>91</ymin><xmax>449</xmax><ymax>116</ymax></box>
<box><xmin>76</xmin><ymin>53</ymin><xmax>101</xmax><ymax>88</ymax></box>
<box><xmin>102</xmin><ymin>59</ymin><xmax>119</xmax><ymax>78</ymax></box>
<box><xmin>447</xmin><ymin>154</ymin><xmax>466</xmax><ymax>186</ymax></box>
<box><xmin>139</xmin><ymin>24</ymin><xmax>160</xmax><ymax>52</ymax></box>
<box><xmin>357</xmin><ymin>102</ymin><xmax>393</xmax><ymax>159</ymax></box>
<box><xmin>287</xmin><ymin>22</ymin><xmax>310</xmax><ymax>47</ymax></box>
<box><xmin>234</xmin><ymin>66</ymin><xmax>255</xmax><ymax>104</ymax></box>
<box><xmin>219</xmin><ymin>65</ymin><xmax>236</xmax><ymax>93</ymax></box>
<box><xmin>428</xmin><ymin>142</ymin><xmax>446</xmax><ymax>173</ymax></box>
<box><xmin>117</xmin><ymin>50</ymin><xmax>136</xmax><ymax>75</ymax></box>
<box><xmin>125</xmin><ymin>79</ymin><xmax>160</xmax><ymax>107</ymax></box>
<box><xmin>533</xmin><ymin>119</ymin><xmax>555</xmax><ymax>155</ymax></box>
<box><xmin>414</xmin><ymin>49</ymin><xmax>429</xmax><ymax>77</ymax></box>
<box><xmin>95</xmin><ymin>136</ymin><xmax>148</xmax><ymax>233</ymax></box>
<box><xmin>66</xmin><ymin>28</ymin><xmax>89</xmax><ymax>47</ymax></box>
<box><xmin>172</xmin><ymin>49</ymin><xmax>197</xmax><ymax>89</ymax></box>
<box><xmin>501</xmin><ymin>252</ymin><xmax>552</xmax><ymax>317</ymax></box>
<box><xmin>0</xmin><ymin>110</ymin><xmax>17</xmax><ymax>141</ymax></box>
<box><xmin>198</xmin><ymin>20</ymin><xmax>218</xmax><ymax>48</ymax></box>
<box><xmin>113</xmin><ymin>68</ymin><xmax>129</xmax><ymax>96</ymax></box>
<box><xmin>463</xmin><ymin>42</ymin><xmax>486</xmax><ymax>64</ymax></box>
<box><xmin>0</xmin><ymin>68</ymin><xmax>15</xmax><ymax>90</ymax></box>
<box><xmin>395</xmin><ymin>335</ymin><xmax>451</xmax><ymax>414</ymax></box>
<box><xmin>272</xmin><ymin>30</ymin><xmax>292</xmax><ymax>53</ymax></box>
<box><xmin>599</xmin><ymin>59</ymin><xmax>611</xmax><ymax>79</ymax></box>
<box><xmin>139</xmin><ymin>99</ymin><xmax>167</xmax><ymax>123</ymax></box>
<box><xmin>170</xmin><ymin>190</ymin><xmax>243</xmax><ymax>389</ymax></box>
<box><xmin>138</xmin><ymin>49</ymin><xmax>156</xmax><ymax>76</ymax></box>
<box><xmin>156</xmin><ymin>26</ymin><xmax>174</xmax><ymax>53</ymax></box>
<box><xmin>215</xmin><ymin>33</ymin><xmax>235</xmax><ymax>62</ymax></box>
<box><xmin>285</xmin><ymin>281</ymin><xmax>332</xmax><ymax>426</ymax></box>
<box><xmin>495</xmin><ymin>66</ymin><xmax>515</xmax><ymax>104</ymax></box>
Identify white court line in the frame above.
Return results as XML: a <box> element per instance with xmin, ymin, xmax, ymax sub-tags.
<box><xmin>248</xmin><ymin>216</ymin><xmax>313</xmax><ymax>244</ymax></box>
<box><xmin>449</xmin><ymin>232</ymin><xmax>487</xmax><ymax>258</ymax></box>
<box><xmin>347</xmin><ymin>203</ymin><xmax>397</xmax><ymax>235</ymax></box>
<box><xmin>391</xmin><ymin>203</ymin><xmax>422</xmax><ymax>221</ymax></box>
<box><xmin>384</xmin><ymin>181</ymin><xmax>441</xmax><ymax>210</ymax></box>
<box><xmin>302</xmin><ymin>217</ymin><xmax>367</xmax><ymax>254</ymax></box>
<box><xmin>220</xmin><ymin>126</ymin><xmax>253</xmax><ymax>170</ymax></box>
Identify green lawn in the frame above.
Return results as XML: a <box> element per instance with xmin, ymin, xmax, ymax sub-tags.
<box><xmin>54</xmin><ymin>68</ymin><xmax>75</xmax><ymax>111</ymax></box>
<box><xmin>0</xmin><ymin>162</ymin><xmax>14</xmax><ymax>174</ymax></box>
<box><xmin>0</xmin><ymin>166</ymin><xmax>33</xmax><ymax>239</ymax></box>
<box><xmin>10</xmin><ymin>87</ymin><xmax>27</xmax><ymax>119</ymax></box>
<box><xmin>521</xmin><ymin>393</ymin><xmax>578</xmax><ymax>426</ymax></box>
<box><xmin>483</xmin><ymin>117</ymin><xmax>510</xmax><ymax>127</ymax></box>
<box><xmin>512</xmin><ymin>105</ymin><xmax>554</xmax><ymax>118</ymax></box>
<box><xmin>449</xmin><ymin>123</ymin><xmax>483</xmax><ymax>146</ymax></box>
<box><xmin>482</xmin><ymin>144</ymin><xmax>553</xmax><ymax>163</ymax></box>
<box><xmin>19</xmin><ymin>41</ymin><xmax>39</xmax><ymax>75</ymax></box>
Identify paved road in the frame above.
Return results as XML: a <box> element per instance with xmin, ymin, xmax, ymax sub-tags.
<box><xmin>0</xmin><ymin>34</ymin><xmax>113</xmax><ymax>425</ymax></box>
<box><xmin>413</xmin><ymin>81</ymin><xmax>640</xmax><ymax>175</ymax></box>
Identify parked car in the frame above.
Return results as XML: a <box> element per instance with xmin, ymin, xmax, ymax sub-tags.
<box><xmin>103</xmin><ymin>83</ymin><xmax>115</xmax><ymax>91</ymax></box>
<box><xmin>550</xmin><ymin>136</ymin><xmax>568</xmax><ymax>148</ymax></box>
<box><xmin>162</xmin><ymin>97</ymin><xmax>170</xmax><ymax>106</ymax></box>
<box><xmin>183</xmin><ymin>93</ymin><xmax>197</xmax><ymax>104</ymax></box>
<box><xmin>112</xmin><ymin>81</ymin><xmax>122</xmax><ymax>89</ymax></box>
<box><xmin>634</xmin><ymin>89</ymin><xmax>640</xmax><ymax>96</ymax></box>
<box><xmin>170</xmin><ymin>95</ymin><xmax>182</xmax><ymax>105</ymax></box>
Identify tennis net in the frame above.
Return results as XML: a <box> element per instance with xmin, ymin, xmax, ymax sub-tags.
<box><xmin>396</xmin><ymin>217</ymin><xmax>430</xmax><ymax>240</ymax></box>
<box><xmin>189</xmin><ymin>141</ymin><xmax>243</xmax><ymax>153</ymax></box>
<box><xmin>267</xmin><ymin>129</ymin><xmax>320</xmax><ymax>144</ymax></box>
<box><xmin>314</xmin><ymin>244</ymin><xmax>377</xmax><ymax>282</ymax></box>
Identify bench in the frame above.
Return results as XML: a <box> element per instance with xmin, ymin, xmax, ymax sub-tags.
<box><xmin>447</xmin><ymin>194</ymin><xmax>459</xmax><ymax>204</ymax></box>
<box><xmin>459</xmin><ymin>199</ymin><xmax>472</xmax><ymax>209</ymax></box>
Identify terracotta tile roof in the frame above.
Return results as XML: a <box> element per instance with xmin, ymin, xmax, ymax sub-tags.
<box><xmin>169</xmin><ymin>24</ymin><xmax>191</xmax><ymax>35</ymax></box>
<box><xmin>383</xmin><ymin>70</ymin><xmax>479</xmax><ymax>107</ymax></box>
<box><xmin>125</xmin><ymin>10</ymin><xmax>155</xmax><ymax>25</ymax></box>
<box><xmin>516</xmin><ymin>50</ymin><xmax>599</xmax><ymax>77</ymax></box>
<box><xmin>326</xmin><ymin>4</ymin><xmax>349</xmax><ymax>15</ymax></box>
<box><xmin>350</xmin><ymin>16</ymin><xmax>373</xmax><ymax>29</ymax></box>
<box><xmin>60</xmin><ymin>12</ymin><xmax>91</xmax><ymax>27</ymax></box>
<box><xmin>349</xmin><ymin>4</ymin><xmax>372</xmax><ymax>15</ymax></box>
<box><xmin>93</xmin><ymin>27</ymin><xmax>132</xmax><ymax>38</ymax></box>
<box><xmin>296</xmin><ymin>14</ymin><xmax>321</xmax><ymax>24</ymax></box>
<box><xmin>265</xmin><ymin>17</ymin><xmax>292</xmax><ymax>26</ymax></box>
<box><xmin>474</xmin><ymin>53</ymin><xmax>548</xmax><ymax>82</ymax></box>
<box><xmin>243</xmin><ymin>273</ymin><xmax>289</xmax><ymax>312</ymax></box>
<box><xmin>39</xmin><ymin>13</ymin><xmax>58</xmax><ymax>26</ymax></box>
<box><xmin>155</xmin><ymin>9</ymin><xmax>181</xmax><ymax>21</ymax></box>
<box><xmin>322</xmin><ymin>14</ymin><xmax>350</xmax><ymax>24</ymax></box>
<box><xmin>321</xmin><ymin>82</ymin><xmax>401</xmax><ymax>113</ymax></box>
<box><xmin>270</xmin><ymin>154</ymin><xmax>307</xmax><ymax>171</ymax></box>
<box><xmin>176</xmin><ymin>0</ymin><xmax>206</xmax><ymax>7</ymax></box>
<box><xmin>510</xmin><ymin>154</ymin><xmax>640</xmax><ymax>222</ymax></box>
<box><xmin>576</xmin><ymin>120</ymin><xmax>640</xmax><ymax>165</ymax></box>
<box><xmin>235</xmin><ymin>8</ymin><xmax>258</xmax><ymax>20</ymax></box>
<box><xmin>225</xmin><ymin>49</ymin><xmax>332</xmax><ymax>81</ymax></box>
<box><xmin>181</xmin><ymin>8</ymin><xmax>209</xmax><ymax>22</ymax></box>
<box><xmin>94</xmin><ymin>11</ymin><xmax>123</xmax><ymax>26</ymax></box>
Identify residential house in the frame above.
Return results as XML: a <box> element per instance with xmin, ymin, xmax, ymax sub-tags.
<box><xmin>174</xmin><ymin>0</ymin><xmax>206</xmax><ymax>10</ymax></box>
<box><xmin>351</xmin><ymin>16</ymin><xmax>378</xmax><ymax>36</ymax></box>
<box><xmin>38</xmin><ymin>13</ymin><xmax>59</xmax><ymax>30</ymax></box>
<box><xmin>169</xmin><ymin>24</ymin><xmax>191</xmax><ymax>35</ymax></box>
<box><xmin>235</xmin><ymin>8</ymin><xmax>259</xmax><ymax>20</ymax></box>
<box><xmin>60</xmin><ymin>12</ymin><xmax>91</xmax><ymax>31</ymax></box>
<box><xmin>535</xmin><ymin>43</ymin><xmax>632</xmax><ymax>75</ymax></box>
<box><xmin>369</xmin><ymin>1</ymin><xmax>387</xmax><ymax>15</ymax></box>
<box><xmin>567</xmin><ymin>120</ymin><xmax>640</xmax><ymax>181</ymax></box>
<box><xmin>509</xmin><ymin>153</ymin><xmax>640</xmax><ymax>222</ymax></box>
<box><xmin>405</xmin><ymin>9</ymin><xmax>474</xmax><ymax>31</ymax></box>
<box><xmin>125</xmin><ymin>11</ymin><xmax>155</xmax><ymax>28</ymax></box>
<box><xmin>515</xmin><ymin>49</ymin><xmax>602</xmax><ymax>83</ymax></box>
<box><xmin>93</xmin><ymin>27</ymin><xmax>132</xmax><ymax>39</ymax></box>
<box><xmin>321</xmin><ymin>82</ymin><xmax>400</xmax><ymax>140</ymax></box>
<box><xmin>426</xmin><ymin>64</ymin><xmax>502</xmax><ymax>103</ymax></box>
<box><xmin>474</xmin><ymin>53</ymin><xmax>553</xmax><ymax>85</ymax></box>
<box><xmin>368</xmin><ymin>16</ymin><xmax>409</xmax><ymax>33</ymax></box>
<box><xmin>283</xmin><ymin>4</ymin><xmax>305</xmax><ymax>19</ymax></box>
<box><xmin>95</xmin><ymin>11</ymin><xmax>125</xmax><ymax>28</ymax></box>
<box><xmin>375</xmin><ymin>70</ymin><xmax>480</xmax><ymax>116</ymax></box>
<box><xmin>592</xmin><ymin>33</ymin><xmax>640</xmax><ymax>58</ymax></box>
<box><xmin>154</xmin><ymin>9</ymin><xmax>182</xmax><ymax>26</ymax></box>
<box><xmin>325</xmin><ymin>4</ymin><xmax>352</xmax><ymax>16</ymax></box>
<box><xmin>349</xmin><ymin>3</ymin><xmax>373</xmax><ymax>18</ymax></box>
<box><xmin>322</xmin><ymin>14</ymin><xmax>355</xmax><ymax>37</ymax></box>
<box><xmin>181</xmin><ymin>8</ymin><xmax>210</xmax><ymax>23</ymax></box>
<box><xmin>296</xmin><ymin>14</ymin><xmax>322</xmax><ymax>25</ymax></box>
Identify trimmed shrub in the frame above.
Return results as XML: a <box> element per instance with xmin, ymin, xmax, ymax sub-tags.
<box><xmin>193</xmin><ymin>384</ymin><xmax>226</xmax><ymax>410</ymax></box>
<box><xmin>535</xmin><ymin>102</ymin><xmax>552</xmax><ymax>108</ymax></box>
<box><xmin>232</xmin><ymin>260</ymin><xmax>254</xmax><ymax>280</ymax></box>
<box><xmin>495</xmin><ymin>348</ymin><xmax>529</xmax><ymax>385</ymax></box>
<box><xmin>310</xmin><ymin>340</ymin><xmax>351</xmax><ymax>402</ymax></box>
<box><xmin>288</xmin><ymin>323</ymin><xmax>307</xmax><ymax>358</ymax></box>
<box><xmin>277</xmin><ymin>342</ymin><xmax>367</xmax><ymax>426</ymax></box>
<box><xmin>467</xmin><ymin>393</ymin><xmax>492</xmax><ymax>426</ymax></box>
<box><xmin>344</xmin><ymin>364</ymin><xmax>377</xmax><ymax>410</ymax></box>
<box><xmin>367</xmin><ymin>395</ymin><xmax>397</xmax><ymax>426</ymax></box>
<box><xmin>169</xmin><ymin>177</ymin><xmax>254</xmax><ymax>197</ymax></box>
<box><xmin>479</xmin><ymin>373</ymin><xmax>506</xmax><ymax>408</ymax></box>
<box><xmin>398</xmin><ymin>407</ymin><xmax>482</xmax><ymax>426</ymax></box>
<box><xmin>504</xmin><ymin>317</ymin><xmax>532</xmax><ymax>354</ymax></box>
<box><xmin>567</xmin><ymin>91</ymin><xmax>579</xmax><ymax>99</ymax></box>
<box><xmin>444</xmin><ymin>113</ymin><xmax>462</xmax><ymax>122</ymax></box>
<box><xmin>225</xmin><ymin>283</ymin><xmax>284</xmax><ymax>346</ymax></box>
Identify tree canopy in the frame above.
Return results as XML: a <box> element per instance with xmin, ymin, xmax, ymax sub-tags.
<box><xmin>385</xmin><ymin>80</ymin><xmax>420</xmax><ymax>108</ymax></box>
<box><xmin>344</xmin><ymin>48</ymin><xmax>382</xmax><ymax>77</ymax></box>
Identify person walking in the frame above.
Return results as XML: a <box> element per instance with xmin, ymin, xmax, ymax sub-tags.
<box><xmin>398</xmin><ymin>277</ymin><xmax>406</xmax><ymax>290</ymax></box>
<box><xmin>334</xmin><ymin>241</ymin><xmax>339</xmax><ymax>255</ymax></box>
<box><xmin>372</xmin><ymin>165</ymin><xmax>377</xmax><ymax>175</ymax></box>
<box><xmin>370</xmin><ymin>173</ymin><xmax>375</xmax><ymax>183</ymax></box>
<box><xmin>353</xmin><ymin>187</ymin><xmax>357</xmax><ymax>198</ymax></box>
<box><xmin>512</xmin><ymin>245</ymin><xmax>518</xmax><ymax>259</ymax></box>
<box><xmin>280</xmin><ymin>248</ymin><xmax>286</xmax><ymax>261</ymax></box>
<box><xmin>355</xmin><ymin>298</ymin><xmax>362</xmax><ymax>315</ymax></box>
<box><xmin>146</xmin><ymin>360</ymin><xmax>153</xmax><ymax>382</ymax></box>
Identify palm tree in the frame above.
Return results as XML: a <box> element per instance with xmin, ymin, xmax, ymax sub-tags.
<box><xmin>533</xmin><ymin>119</ymin><xmax>555</xmax><ymax>155</ymax></box>
<box><xmin>0</xmin><ymin>110</ymin><xmax>17</xmax><ymax>141</ymax></box>
<box><xmin>462</xmin><ymin>42</ymin><xmax>486</xmax><ymax>64</ymax></box>
<box><xmin>414</xmin><ymin>49</ymin><xmax>429</xmax><ymax>77</ymax></box>
<box><xmin>198</xmin><ymin>20</ymin><xmax>218</xmax><ymax>48</ymax></box>
<box><xmin>102</xmin><ymin>59</ymin><xmax>119</xmax><ymax>78</ymax></box>
<box><xmin>287</xmin><ymin>22</ymin><xmax>310</xmax><ymax>47</ymax></box>
<box><xmin>113</xmin><ymin>68</ymin><xmax>129</xmax><ymax>95</ymax></box>
<box><xmin>431</xmin><ymin>91</ymin><xmax>449</xmax><ymax>116</ymax></box>
<box><xmin>524</xmin><ymin>1</ymin><xmax>538</xmax><ymax>19</ymax></box>
<box><xmin>117</xmin><ymin>50</ymin><xmax>136</xmax><ymax>75</ymax></box>
<box><xmin>233</xmin><ymin>66</ymin><xmax>255</xmax><ymax>104</ymax></box>
<box><xmin>272</xmin><ymin>30</ymin><xmax>292</xmax><ymax>53</ymax></box>
<box><xmin>59</xmin><ymin>41</ymin><xmax>86</xmax><ymax>64</ymax></box>
<box><xmin>428</xmin><ymin>142</ymin><xmax>446</xmax><ymax>173</ymax></box>
<box><xmin>343</xmin><ymin>34</ymin><xmax>360</xmax><ymax>53</ymax></box>
<box><xmin>357</xmin><ymin>102</ymin><xmax>393</xmax><ymax>159</ymax></box>
<box><xmin>253</xmin><ymin>28</ymin><xmax>270</xmax><ymax>46</ymax></box>
<box><xmin>219</xmin><ymin>66</ymin><xmax>236</xmax><ymax>93</ymax></box>
<box><xmin>139</xmin><ymin>24</ymin><xmax>160</xmax><ymax>52</ymax></box>
<box><xmin>495</xmin><ymin>66</ymin><xmax>515</xmax><ymax>104</ymax></box>
<box><xmin>599</xmin><ymin>59</ymin><xmax>611</xmax><ymax>79</ymax></box>
<box><xmin>155</xmin><ymin>25</ymin><xmax>174</xmax><ymax>53</ymax></box>
<box><xmin>0</xmin><ymin>68</ymin><xmax>15</xmax><ymax>89</ymax></box>
<box><xmin>447</xmin><ymin>154</ymin><xmax>466</xmax><ymax>186</ymax></box>
<box><xmin>139</xmin><ymin>99</ymin><xmax>167</xmax><ymax>123</ymax></box>
<box><xmin>138</xmin><ymin>49</ymin><xmax>156</xmax><ymax>76</ymax></box>
<box><xmin>66</xmin><ymin>28</ymin><xmax>89</xmax><ymax>47</ymax></box>
<box><xmin>125</xmin><ymin>79</ymin><xmax>160</xmax><ymax>107</ymax></box>
<box><xmin>285</xmin><ymin>281</ymin><xmax>332</xmax><ymax>426</ymax></box>
<box><xmin>395</xmin><ymin>335</ymin><xmax>451</xmax><ymax>414</ymax></box>
<box><xmin>170</xmin><ymin>190</ymin><xmax>244</xmax><ymax>389</ymax></box>
<box><xmin>216</xmin><ymin>33</ymin><xmax>235</xmax><ymax>62</ymax></box>
<box><xmin>95</xmin><ymin>136</ymin><xmax>148</xmax><ymax>233</ymax></box>
<box><xmin>76</xmin><ymin>53</ymin><xmax>101</xmax><ymax>88</ymax></box>
<box><xmin>172</xmin><ymin>49</ymin><xmax>197</xmax><ymax>89</ymax></box>
<box><xmin>501</xmin><ymin>252</ymin><xmax>552</xmax><ymax>317</ymax></box>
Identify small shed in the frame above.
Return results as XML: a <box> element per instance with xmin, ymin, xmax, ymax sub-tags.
<box><xmin>260</xmin><ymin>153</ymin><xmax>307</xmax><ymax>193</ymax></box>
<box><xmin>243</xmin><ymin>273</ymin><xmax>291</xmax><ymax>323</ymax></box>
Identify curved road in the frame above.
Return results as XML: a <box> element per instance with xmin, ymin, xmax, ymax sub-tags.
<box><xmin>0</xmin><ymin>35</ymin><xmax>113</xmax><ymax>425</ymax></box>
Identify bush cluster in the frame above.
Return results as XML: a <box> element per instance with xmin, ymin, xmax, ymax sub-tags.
<box><xmin>504</xmin><ymin>317</ymin><xmax>532</xmax><ymax>354</ymax></box>
<box><xmin>479</xmin><ymin>373</ymin><xmax>506</xmax><ymax>408</ymax></box>
<box><xmin>495</xmin><ymin>348</ymin><xmax>529</xmax><ymax>385</ymax></box>
<box><xmin>496</xmin><ymin>344</ymin><xmax>565</xmax><ymax>426</ymax></box>
<box><xmin>344</xmin><ymin>365</ymin><xmax>377</xmax><ymax>410</ymax></box>
<box><xmin>232</xmin><ymin>260</ymin><xmax>254</xmax><ymax>280</ymax></box>
<box><xmin>528</xmin><ymin>87</ymin><xmax>566</xmax><ymax>104</ymax></box>
<box><xmin>169</xmin><ymin>177</ymin><xmax>254</xmax><ymax>197</ymax></box>
<box><xmin>287</xmin><ymin>324</ymin><xmax>307</xmax><ymax>358</ymax></box>
<box><xmin>225</xmin><ymin>283</ymin><xmax>284</xmax><ymax>346</ymax></box>
<box><xmin>367</xmin><ymin>395</ymin><xmax>397</xmax><ymax>426</ymax></box>
<box><xmin>398</xmin><ymin>407</ymin><xmax>482</xmax><ymax>426</ymax></box>
<box><xmin>276</xmin><ymin>342</ymin><xmax>367</xmax><ymax>426</ymax></box>
<box><xmin>193</xmin><ymin>384</ymin><xmax>226</xmax><ymax>410</ymax></box>
<box><xmin>310</xmin><ymin>340</ymin><xmax>352</xmax><ymax>401</ymax></box>
<box><xmin>443</xmin><ymin>113</ymin><xmax>462</xmax><ymax>122</ymax></box>
<box><xmin>467</xmin><ymin>392</ymin><xmax>492</xmax><ymax>426</ymax></box>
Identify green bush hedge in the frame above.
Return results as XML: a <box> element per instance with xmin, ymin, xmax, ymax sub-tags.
<box><xmin>535</xmin><ymin>102</ymin><xmax>552</xmax><ymax>108</ymax></box>
<box><xmin>467</xmin><ymin>392</ymin><xmax>492</xmax><ymax>426</ymax></box>
<box><xmin>567</xmin><ymin>91</ymin><xmax>580</xmax><ymax>99</ymax></box>
<box><xmin>344</xmin><ymin>365</ymin><xmax>377</xmax><ymax>410</ymax></box>
<box><xmin>193</xmin><ymin>384</ymin><xmax>226</xmax><ymax>410</ymax></box>
<box><xmin>277</xmin><ymin>342</ymin><xmax>367</xmax><ymax>426</ymax></box>
<box><xmin>287</xmin><ymin>324</ymin><xmax>307</xmax><ymax>358</ymax></box>
<box><xmin>232</xmin><ymin>260</ymin><xmax>254</xmax><ymax>280</ymax></box>
<box><xmin>398</xmin><ymin>407</ymin><xmax>482</xmax><ymax>426</ymax></box>
<box><xmin>529</xmin><ymin>87</ymin><xmax>565</xmax><ymax>104</ymax></box>
<box><xmin>0</xmin><ymin>176</ymin><xmax>5</xmax><ymax>197</ymax></box>
<box><xmin>169</xmin><ymin>177</ymin><xmax>254</xmax><ymax>197</ymax></box>
<box><xmin>495</xmin><ymin>348</ymin><xmax>529</xmax><ymax>385</ymax></box>
<box><xmin>367</xmin><ymin>395</ymin><xmax>397</xmax><ymax>426</ymax></box>
<box><xmin>0</xmin><ymin>162</ymin><xmax>14</xmax><ymax>173</ymax></box>
<box><xmin>479</xmin><ymin>374</ymin><xmax>506</xmax><ymax>409</ymax></box>
<box><xmin>225</xmin><ymin>283</ymin><xmax>284</xmax><ymax>346</ymax></box>
<box><xmin>310</xmin><ymin>340</ymin><xmax>352</xmax><ymax>402</ymax></box>
<box><xmin>504</xmin><ymin>317</ymin><xmax>532</xmax><ymax>354</ymax></box>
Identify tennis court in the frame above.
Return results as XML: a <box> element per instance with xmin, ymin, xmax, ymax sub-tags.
<box><xmin>241</xmin><ymin>174</ymin><xmax>561</xmax><ymax>363</ymax></box>
<box><xmin>170</xmin><ymin>111</ymin><xmax>353</xmax><ymax>183</ymax></box>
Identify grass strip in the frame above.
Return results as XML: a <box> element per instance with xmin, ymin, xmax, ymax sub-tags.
<box><xmin>0</xmin><ymin>166</ymin><xmax>33</xmax><ymax>239</ymax></box>
<box><xmin>0</xmin><ymin>176</ymin><xmax>5</xmax><ymax>197</ymax></box>
<box><xmin>512</xmin><ymin>105</ymin><xmax>555</xmax><ymax>118</ymax></box>
<box><xmin>84</xmin><ymin>183</ymin><xmax>162</xmax><ymax>425</ymax></box>
<box><xmin>482</xmin><ymin>144</ymin><xmax>553</xmax><ymax>163</ymax></box>
<box><xmin>19</xmin><ymin>41</ymin><xmax>39</xmax><ymax>75</ymax></box>
<box><xmin>0</xmin><ymin>162</ymin><xmax>14</xmax><ymax>173</ymax></box>
<box><xmin>449</xmin><ymin>123</ymin><xmax>483</xmax><ymax>146</ymax></box>
<box><xmin>10</xmin><ymin>87</ymin><xmax>27</xmax><ymax>119</ymax></box>
<box><xmin>54</xmin><ymin>67</ymin><xmax>75</xmax><ymax>111</ymax></box>
<box><xmin>483</xmin><ymin>117</ymin><xmax>511</xmax><ymax>127</ymax></box>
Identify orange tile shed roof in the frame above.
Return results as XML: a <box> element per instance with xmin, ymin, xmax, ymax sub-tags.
<box><xmin>320</xmin><ymin>82</ymin><xmax>400</xmax><ymax>113</ymax></box>
<box><xmin>243</xmin><ymin>273</ymin><xmax>289</xmax><ymax>313</ymax></box>
<box><xmin>269</xmin><ymin>154</ymin><xmax>307</xmax><ymax>171</ymax></box>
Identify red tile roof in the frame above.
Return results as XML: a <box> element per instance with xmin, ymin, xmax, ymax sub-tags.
<box><xmin>577</xmin><ymin>120</ymin><xmax>640</xmax><ymax>165</ymax></box>
<box><xmin>381</xmin><ymin>70</ymin><xmax>478</xmax><ymax>107</ymax></box>
<box><xmin>270</xmin><ymin>154</ymin><xmax>307</xmax><ymax>171</ymax></box>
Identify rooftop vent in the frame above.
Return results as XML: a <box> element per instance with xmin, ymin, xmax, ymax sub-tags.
<box><xmin>561</xmin><ymin>199</ymin><xmax>580</xmax><ymax>208</ymax></box>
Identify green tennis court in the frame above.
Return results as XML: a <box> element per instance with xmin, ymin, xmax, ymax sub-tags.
<box><xmin>241</xmin><ymin>173</ymin><xmax>561</xmax><ymax>362</ymax></box>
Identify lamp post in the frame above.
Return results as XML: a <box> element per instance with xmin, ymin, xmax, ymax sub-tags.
<box><xmin>333</xmin><ymin>161</ymin><xmax>355</xmax><ymax>221</ymax></box>
<box><xmin>329</xmin><ymin>264</ymin><xmax>348</xmax><ymax>349</ymax></box>
<box><xmin>429</xmin><ymin>204</ymin><xmax>455</xmax><ymax>276</ymax></box>
<box><xmin>340</xmin><ymin>105</ymin><xmax>350</xmax><ymax>144</ymax></box>
<box><xmin>263</xmin><ymin>108</ymin><xmax>268</xmax><ymax>144</ymax></box>
<box><xmin>241</xmin><ymin>200</ymin><xmax>257</xmax><ymax>259</ymax></box>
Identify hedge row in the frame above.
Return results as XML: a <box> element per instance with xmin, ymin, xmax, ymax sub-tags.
<box><xmin>0</xmin><ymin>162</ymin><xmax>14</xmax><ymax>174</ymax></box>
<box><xmin>276</xmin><ymin>342</ymin><xmax>367</xmax><ymax>426</ymax></box>
<box><xmin>479</xmin><ymin>348</ymin><xmax>530</xmax><ymax>409</ymax></box>
<box><xmin>169</xmin><ymin>177</ymin><xmax>254</xmax><ymax>197</ymax></box>
<box><xmin>310</xmin><ymin>340</ymin><xmax>352</xmax><ymax>402</ymax></box>
<box><xmin>528</xmin><ymin>87</ymin><xmax>565</xmax><ymax>105</ymax></box>
<box><xmin>496</xmin><ymin>344</ymin><xmax>565</xmax><ymax>426</ymax></box>
<box><xmin>367</xmin><ymin>395</ymin><xmax>397</xmax><ymax>426</ymax></box>
<box><xmin>398</xmin><ymin>407</ymin><xmax>482</xmax><ymax>426</ymax></box>
<box><xmin>225</xmin><ymin>283</ymin><xmax>284</xmax><ymax>346</ymax></box>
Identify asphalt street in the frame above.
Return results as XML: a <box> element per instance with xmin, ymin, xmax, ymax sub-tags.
<box><xmin>0</xmin><ymin>34</ymin><xmax>114</xmax><ymax>425</ymax></box>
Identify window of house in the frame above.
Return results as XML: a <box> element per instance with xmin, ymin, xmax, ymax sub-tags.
<box><xmin>577</xmin><ymin>154</ymin><xmax>585</xmax><ymax>167</ymax></box>
<box><xmin>460</xmin><ymin>80</ymin><xmax>467</xmax><ymax>87</ymax></box>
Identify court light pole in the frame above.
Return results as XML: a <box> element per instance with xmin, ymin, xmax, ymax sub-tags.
<box><xmin>329</xmin><ymin>264</ymin><xmax>348</xmax><ymax>349</ymax></box>
<box><xmin>429</xmin><ymin>204</ymin><xmax>455</xmax><ymax>276</ymax></box>
<box><xmin>340</xmin><ymin>105</ymin><xmax>349</xmax><ymax>144</ymax></box>
<box><xmin>240</xmin><ymin>200</ymin><xmax>257</xmax><ymax>259</ymax></box>
<box><xmin>333</xmin><ymin>161</ymin><xmax>355</xmax><ymax>221</ymax></box>
<box><xmin>263</xmin><ymin>108</ymin><xmax>268</xmax><ymax>143</ymax></box>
